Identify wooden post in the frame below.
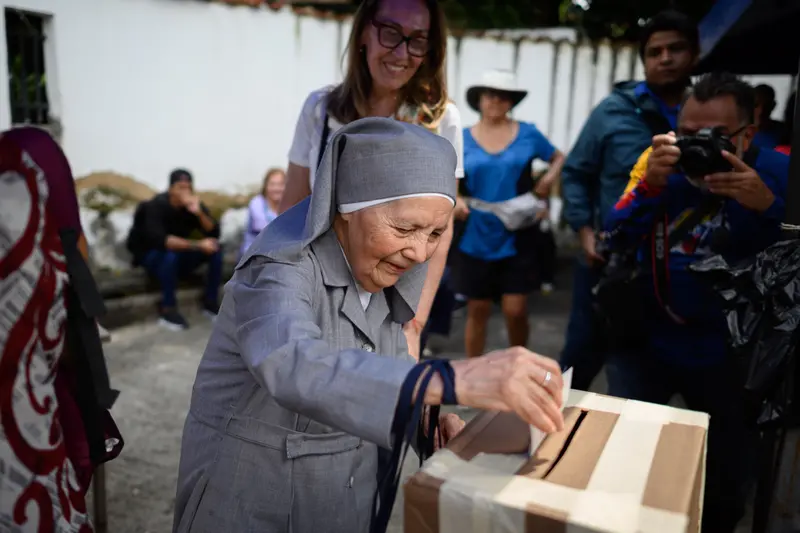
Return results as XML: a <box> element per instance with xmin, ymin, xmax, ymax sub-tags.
<box><xmin>93</xmin><ymin>464</ymin><xmax>108</xmax><ymax>533</ymax></box>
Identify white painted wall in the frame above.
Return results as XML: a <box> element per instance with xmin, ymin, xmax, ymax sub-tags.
<box><xmin>0</xmin><ymin>0</ymin><xmax>794</xmax><ymax>193</ymax></box>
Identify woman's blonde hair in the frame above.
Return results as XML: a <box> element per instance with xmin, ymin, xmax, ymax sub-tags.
<box><xmin>326</xmin><ymin>0</ymin><xmax>449</xmax><ymax>130</ymax></box>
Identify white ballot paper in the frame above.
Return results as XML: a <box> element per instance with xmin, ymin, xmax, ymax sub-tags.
<box><xmin>529</xmin><ymin>367</ymin><xmax>573</xmax><ymax>456</ymax></box>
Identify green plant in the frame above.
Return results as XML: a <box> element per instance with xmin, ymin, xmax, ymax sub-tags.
<box><xmin>8</xmin><ymin>53</ymin><xmax>47</xmax><ymax>119</ymax></box>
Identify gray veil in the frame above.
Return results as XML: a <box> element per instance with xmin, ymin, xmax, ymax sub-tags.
<box><xmin>239</xmin><ymin>117</ymin><xmax>458</xmax><ymax>318</ymax></box>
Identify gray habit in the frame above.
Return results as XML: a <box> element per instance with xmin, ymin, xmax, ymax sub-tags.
<box><xmin>173</xmin><ymin>117</ymin><xmax>457</xmax><ymax>533</ymax></box>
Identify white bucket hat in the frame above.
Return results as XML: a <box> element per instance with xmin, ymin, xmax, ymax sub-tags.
<box><xmin>466</xmin><ymin>70</ymin><xmax>528</xmax><ymax>112</ymax></box>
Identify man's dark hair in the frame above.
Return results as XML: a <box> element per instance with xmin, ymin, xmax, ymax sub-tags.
<box><xmin>639</xmin><ymin>10</ymin><xmax>699</xmax><ymax>59</ymax></box>
<box><xmin>754</xmin><ymin>84</ymin><xmax>776</xmax><ymax>104</ymax></box>
<box><xmin>169</xmin><ymin>168</ymin><xmax>193</xmax><ymax>186</ymax></box>
<box><xmin>682</xmin><ymin>72</ymin><xmax>756</xmax><ymax>125</ymax></box>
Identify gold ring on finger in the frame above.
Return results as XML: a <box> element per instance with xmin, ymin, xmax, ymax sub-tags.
<box><xmin>542</xmin><ymin>371</ymin><xmax>552</xmax><ymax>388</ymax></box>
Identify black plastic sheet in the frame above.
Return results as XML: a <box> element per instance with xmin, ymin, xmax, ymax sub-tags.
<box><xmin>690</xmin><ymin>239</ymin><xmax>800</xmax><ymax>425</ymax></box>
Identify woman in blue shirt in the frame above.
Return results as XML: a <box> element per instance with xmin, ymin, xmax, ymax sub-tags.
<box><xmin>453</xmin><ymin>70</ymin><xmax>565</xmax><ymax>359</ymax></box>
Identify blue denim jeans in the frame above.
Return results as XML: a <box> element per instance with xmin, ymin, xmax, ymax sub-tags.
<box><xmin>607</xmin><ymin>351</ymin><xmax>757</xmax><ymax>533</ymax></box>
<box><xmin>140</xmin><ymin>249</ymin><xmax>223</xmax><ymax>308</ymax></box>
<box><xmin>559</xmin><ymin>259</ymin><xmax>606</xmax><ymax>390</ymax></box>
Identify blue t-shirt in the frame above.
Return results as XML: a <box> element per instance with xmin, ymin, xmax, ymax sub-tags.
<box><xmin>753</xmin><ymin>130</ymin><xmax>780</xmax><ymax>150</ymax></box>
<box><xmin>635</xmin><ymin>82</ymin><xmax>679</xmax><ymax>130</ymax></box>
<box><xmin>459</xmin><ymin>122</ymin><xmax>556</xmax><ymax>261</ymax></box>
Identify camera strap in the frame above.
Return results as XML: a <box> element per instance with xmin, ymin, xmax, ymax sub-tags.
<box><xmin>651</xmin><ymin>195</ymin><xmax>724</xmax><ymax>324</ymax></box>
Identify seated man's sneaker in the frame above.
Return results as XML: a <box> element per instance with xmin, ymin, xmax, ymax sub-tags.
<box><xmin>202</xmin><ymin>299</ymin><xmax>220</xmax><ymax>320</ymax></box>
<box><xmin>159</xmin><ymin>309</ymin><xmax>189</xmax><ymax>331</ymax></box>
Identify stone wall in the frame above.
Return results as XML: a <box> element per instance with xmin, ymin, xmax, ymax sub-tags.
<box><xmin>76</xmin><ymin>171</ymin><xmax>578</xmax><ymax>278</ymax></box>
<box><xmin>76</xmin><ymin>172</ymin><xmax>254</xmax><ymax>273</ymax></box>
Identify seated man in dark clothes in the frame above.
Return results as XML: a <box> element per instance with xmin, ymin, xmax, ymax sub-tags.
<box><xmin>126</xmin><ymin>169</ymin><xmax>222</xmax><ymax>330</ymax></box>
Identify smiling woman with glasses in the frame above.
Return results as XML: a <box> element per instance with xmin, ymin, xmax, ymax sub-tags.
<box><xmin>280</xmin><ymin>0</ymin><xmax>468</xmax><ymax>362</ymax></box>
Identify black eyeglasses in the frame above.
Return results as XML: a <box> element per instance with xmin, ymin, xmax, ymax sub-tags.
<box><xmin>371</xmin><ymin>20</ymin><xmax>429</xmax><ymax>58</ymax></box>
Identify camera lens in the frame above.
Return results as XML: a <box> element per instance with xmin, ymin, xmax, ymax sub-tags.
<box><xmin>684</xmin><ymin>145</ymin><xmax>708</xmax><ymax>161</ymax></box>
<box><xmin>679</xmin><ymin>146</ymin><xmax>712</xmax><ymax>177</ymax></box>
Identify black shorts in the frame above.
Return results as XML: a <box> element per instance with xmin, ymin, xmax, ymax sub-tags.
<box><xmin>451</xmin><ymin>251</ymin><xmax>536</xmax><ymax>300</ymax></box>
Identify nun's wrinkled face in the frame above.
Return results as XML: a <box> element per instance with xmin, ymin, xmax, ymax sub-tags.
<box><xmin>337</xmin><ymin>196</ymin><xmax>452</xmax><ymax>292</ymax></box>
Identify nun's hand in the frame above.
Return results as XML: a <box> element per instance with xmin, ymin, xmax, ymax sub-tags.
<box><xmin>437</xmin><ymin>413</ymin><xmax>466</xmax><ymax>450</ymax></box>
<box><xmin>423</xmin><ymin>409</ymin><xmax>467</xmax><ymax>451</ymax></box>
<box><xmin>451</xmin><ymin>347</ymin><xmax>565</xmax><ymax>434</ymax></box>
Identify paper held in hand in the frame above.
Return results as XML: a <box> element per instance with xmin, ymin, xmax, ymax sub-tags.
<box><xmin>530</xmin><ymin>366</ymin><xmax>573</xmax><ymax>456</ymax></box>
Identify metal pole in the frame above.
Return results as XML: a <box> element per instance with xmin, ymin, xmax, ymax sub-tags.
<box><xmin>782</xmin><ymin>58</ymin><xmax>800</xmax><ymax>229</ymax></box>
<box><xmin>753</xmin><ymin>56</ymin><xmax>800</xmax><ymax>533</ymax></box>
<box><xmin>787</xmin><ymin>56</ymin><xmax>800</xmax><ymax>459</ymax></box>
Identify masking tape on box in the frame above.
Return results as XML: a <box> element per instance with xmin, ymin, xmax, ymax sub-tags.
<box><xmin>424</xmin><ymin>395</ymin><xmax>704</xmax><ymax>533</ymax></box>
<box><xmin>426</xmin><ymin>449</ymin><xmax>689</xmax><ymax>533</ymax></box>
<box><xmin>568</xmin><ymin>392</ymin><xmax>709</xmax><ymax>429</ymax></box>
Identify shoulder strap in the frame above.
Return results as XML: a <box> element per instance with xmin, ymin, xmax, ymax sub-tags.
<box><xmin>616</xmin><ymin>90</ymin><xmax>673</xmax><ymax>136</ymax></box>
<box><xmin>639</xmin><ymin>108</ymin><xmax>673</xmax><ymax>137</ymax></box>
<box><xmin>316</xmin><ymin>113</ymin><xmax>331</xmax><ymax>171</ymax></box>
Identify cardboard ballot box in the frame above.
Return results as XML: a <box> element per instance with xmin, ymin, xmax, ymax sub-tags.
<box><xmin>404</xmin><ymin>391</ymin><xmax>709</xmax><ymax>533</ymax></box>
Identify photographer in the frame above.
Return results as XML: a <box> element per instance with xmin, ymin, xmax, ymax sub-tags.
<box><xmin>601</xmin><ymin>72</ymin><xmax>788</xmax><ymax>532</ymax></box>
<box><xmin>560</xmin><ymin>10</ymin><xmax>698</xmax><ymax>390</ymax></box>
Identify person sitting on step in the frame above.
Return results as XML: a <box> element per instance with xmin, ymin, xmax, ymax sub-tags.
<box><xmin>126</xmin><ymin>168</ymin><xmax>222</xmax><ymax>330</ymax></box>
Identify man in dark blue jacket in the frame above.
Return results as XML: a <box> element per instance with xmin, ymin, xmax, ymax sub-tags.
<box><xmin>603</xmin><ymin>72</ymin><xmax>789</xmax><ymax>532</ymax></box>
<box><xmin>560</xmin><ymin>10</ymin><xmax>699</xmax><ymax>389</ymax></box>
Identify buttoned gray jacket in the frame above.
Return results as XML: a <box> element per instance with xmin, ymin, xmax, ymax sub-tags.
<box><xmin>172</xmin><ymin>227</ymin><xmax>420</xmax><ymax>533</ymax></box>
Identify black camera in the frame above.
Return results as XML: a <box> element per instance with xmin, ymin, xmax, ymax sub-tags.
<box><xmin>675</xmin><ymin>127</ymin><xmax>736</xmax><ymax>181</ymax></box>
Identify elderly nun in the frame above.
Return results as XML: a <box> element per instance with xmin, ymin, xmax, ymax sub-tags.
<box><xmin>173</xmin><ymin>118</ymin><xmax>566</xmax><ymax>533</ymax></box>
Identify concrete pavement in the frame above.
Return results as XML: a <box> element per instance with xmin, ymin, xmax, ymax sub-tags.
<box><xmin>92</xmin><ymin>283</ymin><xmax>573</xmax><ymax>533</ymax></box>
<box><xmin>91</xmin><ymin>281</ymin><xmax>781</xmax><ymax>532</ymax></box>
